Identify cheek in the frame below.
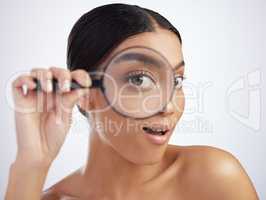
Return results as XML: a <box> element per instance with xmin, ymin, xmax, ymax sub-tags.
<box><xmin>92</xmin><ymin>91</ymin><xmax>133</xmax><ymax>138</ymax></box>
<box><xmin>94</xmin><ymin>112</ymin><xmax>148</xmax><ymax>163</ymax></box>
<box><xmin>173</xmin><ymin>89</ymin><xmax>185</xmax><ymax>114</ymax></box>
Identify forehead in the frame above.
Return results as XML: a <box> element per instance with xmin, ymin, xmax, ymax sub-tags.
<box><xmin>99</xmin><ymin>29</ymin><xmax>184</xmax><ymax>70</ymax></box>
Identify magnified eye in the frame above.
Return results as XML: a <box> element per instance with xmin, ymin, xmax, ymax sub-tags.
<box><xmin>174</xmin><ymin>75</ymin><xmax>185</xmax><ymax>89</ymax></box>
<box><xmin>127</xmin><ymin>71</ymin><xmax>156</xmax><ymax>90</ymax></box>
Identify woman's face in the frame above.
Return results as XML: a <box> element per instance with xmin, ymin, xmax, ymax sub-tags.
<box><xmin>81</xmin><ymin>28</ymin><xmax>185</xmax><ymax>165</ymax></box>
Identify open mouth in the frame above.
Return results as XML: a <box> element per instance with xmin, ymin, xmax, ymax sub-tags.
<box><xmin>142</xmin><ymin>126</ymin><xmax>169</xmax><ymax>136</ymax></box>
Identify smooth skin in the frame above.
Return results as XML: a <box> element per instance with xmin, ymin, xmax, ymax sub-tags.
<box><xmin>5</xmin><ymin>26</ymin><xmax>259</xmax><ymax>200</ymax></box>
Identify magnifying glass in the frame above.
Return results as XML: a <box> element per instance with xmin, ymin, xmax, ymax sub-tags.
<box><xmin>34</xmin><ymin>46</ymin><xmax>176</xmax><ymax>119</ymax></box>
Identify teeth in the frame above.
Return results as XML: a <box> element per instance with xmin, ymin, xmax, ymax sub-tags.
<box><xmin>152</xmin><ymin>128</ymin><xmax>164</xmax><ymax>132</ymax></box>
<box><xmin>143</xmin><ymin>127</ymin><xmax>168</xmax><ymax>135</ymax></box>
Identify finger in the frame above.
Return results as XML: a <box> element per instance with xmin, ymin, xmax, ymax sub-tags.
<box><xmin>56</xmin><ymin>88</ymin><xmax>90</xmax><ymax>116</ymax></box>
<box><xmin>30</xmin><ymin>68</ymin><xmax>53</xmax><ymax>93</ymax></box>
<box><xmin>11</xmin><ymin>74</ymin><xmax>44</xmax><ymax>113</ymax></box>
<box><xmin>12</xmin><ymin>75</ymin><xmax>36</xmax><ymax>102</ymax></box>
<box><xmin>70</xmin><ymin>69</ymin><xmax>91</xmax><ymax>88</ymax></box>
<box><xmin>49</xmin><ymin>66</ymin><xmax>71</xmax><ymax>93</ymax></box>
<box><xmin>12</xmin><ymin>74</ymin><xmax>37</xmax><ymax>92</ymax></box>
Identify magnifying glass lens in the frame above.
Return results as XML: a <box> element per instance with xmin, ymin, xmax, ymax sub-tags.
<box><xmin>102</xmin><ymin>47</ymin><xmax>175</xmax><ymax>119</ymax></box>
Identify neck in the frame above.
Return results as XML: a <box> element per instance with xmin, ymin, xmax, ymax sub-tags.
<box><xmin>81</xmin><ymin>128</ymin><xmax>168</xmax><ymax>198</ymax></box>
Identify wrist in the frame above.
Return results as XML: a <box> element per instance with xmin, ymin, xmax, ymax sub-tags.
<box><xmin>12</xmin><ymin>153</ymin><xmax>52</xmax><ymax>171</ymax></box>
<box><xmin>5</xmin><ymin>158</ymin><xmax>50</xmax><ymax>200</ymax></box>
<box><xmin>13</xmin><ymin>154</ymin><xmax>52</xmax><ymax>172</ymax></box>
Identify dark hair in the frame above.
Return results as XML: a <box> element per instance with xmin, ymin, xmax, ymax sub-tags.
<box><xmin>67</xmin><ymin>3</ymin><xmax>182</xmax><ymax>72</ymax></box>
<box><xmin>66</xmin><ymin>3</ymin><xmax>182</xmax><ymax>117</ymax></box>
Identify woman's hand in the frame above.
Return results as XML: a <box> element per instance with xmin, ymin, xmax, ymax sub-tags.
<box><xmin>11</xmin><ymin>67</ymin><xmax>91</xmax><ymax>167</ymax></box>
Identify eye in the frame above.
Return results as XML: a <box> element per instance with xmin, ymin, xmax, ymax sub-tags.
<box><xmin>126</xmin><ymin>71</ymin><xmax>156</xmax><ymax>90</ymax></box>
<box><xmin>174</xmin><ymin>75</ymin><xmax>185</xmax><ymax>89</ymax></box>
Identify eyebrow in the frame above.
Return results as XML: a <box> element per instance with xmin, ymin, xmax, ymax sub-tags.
<box><xmin>113</xmin><ymin>52</ymin><xmax>185</xmax><ymax>70</ymax></box>
<box><xmin>113</xmin><ymin>53</ymin><xmax>163</xmax><ymax>67</ymax></box>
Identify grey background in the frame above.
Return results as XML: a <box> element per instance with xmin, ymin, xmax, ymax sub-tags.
<box><xmin>0</xmin><ymin>0</ymin><xmax>265</xmax><ymax>199</ymax></box>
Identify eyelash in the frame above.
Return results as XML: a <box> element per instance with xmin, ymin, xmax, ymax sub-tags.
<box><xmin>126</xmin><ymin>70</ymin><xmax>186</xmax><ymax>88</ymax></box>
<box><xmin>174</xmin><ymin>75</ymin><xmax>186</xmax><ymax>89</ymax></box>
<box><xmin>126</xmin><ymin>70</ymin><xmax>156</xmax><ymax>83</ymax></box>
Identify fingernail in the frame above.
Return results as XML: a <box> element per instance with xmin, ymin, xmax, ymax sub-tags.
<box><xmin>62</xmin><ymin>80</ymin><xmax>71</xmax><ymax>92</ymax></box>
<box><xmin>22</xmin><ymin>84</ymin><xmax>28</xmax><ymax>95</ymax></box>
<box><xmin>86</xmin><ymin>78</ymin><xmax>92</xmax><ymax>87</ymax></box>
<box><xmin>47</xmin><ymin>79</ymin><xmax>53</xmax><ymax>92</ymax></box>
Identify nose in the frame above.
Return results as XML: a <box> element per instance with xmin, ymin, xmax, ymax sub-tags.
<box><xmin>159</xmin><ymin>99</ymin><xmax>175</xmax><ymax>116</ymax></box>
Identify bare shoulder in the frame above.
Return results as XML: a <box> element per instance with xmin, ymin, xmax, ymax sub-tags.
<box><xmin>41</xmin><ymin>189</ymin><xmax>61</xmax><ymax>200</ymax></box>
<box><xmin>41</xmin><ymin>168</ymin><xmax>83</xmax><ymax>200</ymax></box>
<box><xmin>169</xmin><ymin>144</ymin><xmax>259</xmax><ymax>200</ymax></box>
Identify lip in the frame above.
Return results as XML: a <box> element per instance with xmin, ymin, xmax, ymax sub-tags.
<box><xmin>142</xmin><ymin>125</ymin><xmax>172</xmax><ymax>145</ymax></box>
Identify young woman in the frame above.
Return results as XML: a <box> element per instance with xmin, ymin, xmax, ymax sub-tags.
<box><xmin>5</xmin><ymin>3</ymin><xmax>258</xmax><ymax>200</ymax></box>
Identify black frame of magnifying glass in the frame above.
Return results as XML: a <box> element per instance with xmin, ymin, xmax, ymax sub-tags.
<box><xmin>71</xmin><ymin>45</ymin><xmax>175</xmax><ymax>120</ymax></box>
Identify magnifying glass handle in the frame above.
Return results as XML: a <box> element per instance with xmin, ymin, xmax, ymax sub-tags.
<box><xmin>33</xmin><ymin>78</ymin><xmax>87</xmax><ymax>91</ymax></box>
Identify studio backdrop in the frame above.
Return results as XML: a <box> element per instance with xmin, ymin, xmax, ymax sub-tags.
<box><xmin>0</xmin><ymin>0</ymin><xmax>265</xmax><ymax>199</ymax></box>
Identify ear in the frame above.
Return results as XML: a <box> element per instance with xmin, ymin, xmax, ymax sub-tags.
<box><xmin>77</xmin><ymin>92</ymin><xmax>94</xmax><ymax>116</ymax></box>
